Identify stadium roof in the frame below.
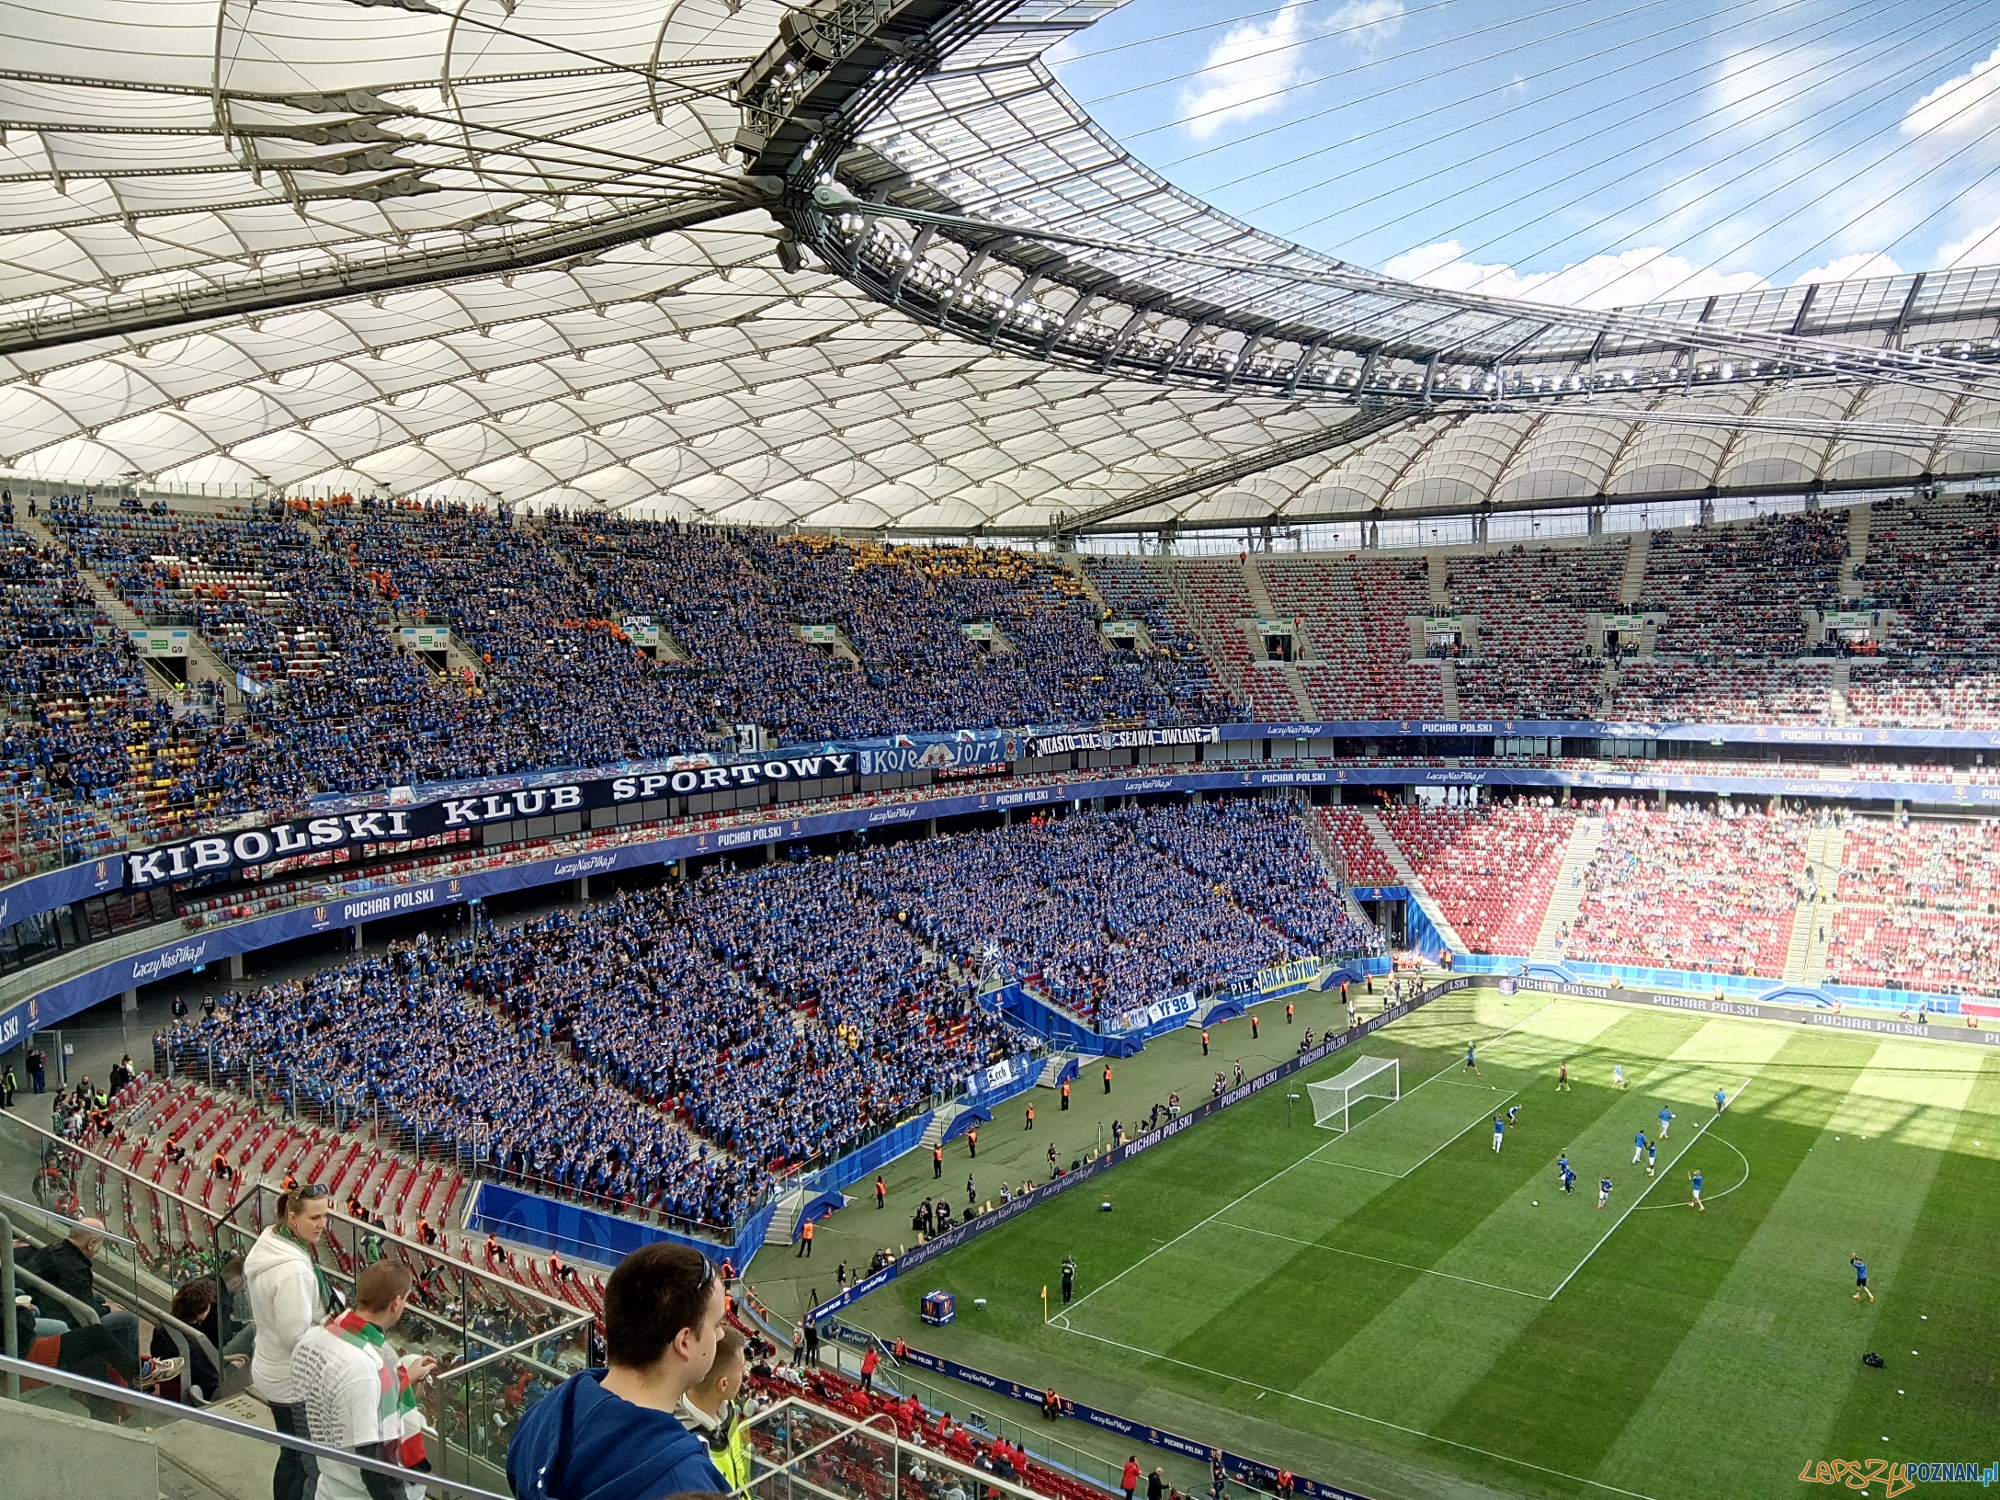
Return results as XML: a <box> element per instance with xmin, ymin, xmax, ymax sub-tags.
<box><xmin>4</xmin><ymin>0</ymin><xmax>2000</xmax><ymax>535</ymax></box>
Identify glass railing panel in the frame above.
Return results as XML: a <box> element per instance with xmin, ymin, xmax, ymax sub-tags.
<box><xmin>0</xmin><ymin>1111</ymin><xmax>591</xmax><ymax>1486</ymax></box>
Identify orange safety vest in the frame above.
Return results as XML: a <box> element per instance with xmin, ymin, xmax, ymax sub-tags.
<box><xmin>801</xmin><ymin>1220</ymin><xmax>815</xmax><ymax>1241</ymax></box>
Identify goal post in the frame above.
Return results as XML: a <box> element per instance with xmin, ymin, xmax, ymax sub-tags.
<box><xmin>1308</xmin><ymin>1057</ymin><xmax>1400</xmax><ymax>1133</ymax></box>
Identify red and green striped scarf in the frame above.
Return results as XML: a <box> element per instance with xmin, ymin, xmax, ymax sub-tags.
<box><xmin>328</xmin><ymin>1309</ymin><xmax>428</xmax><ymax>1470</ymax></box>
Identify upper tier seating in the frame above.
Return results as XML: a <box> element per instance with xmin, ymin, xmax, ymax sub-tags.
<box><xmin>1260</xmin><ymin>555</ymin><xmax>1441</xmax><ymax>719</ymax></box>
<box><xmin>1609</xmin><ymin>662</ymin><xmax>1835</xmax><ymax>724</ymax></box>
<box><xmin>1852</xmin><ymin>494</ymin><xmax>2000</xmax><ymax>658</ymax></box>
<box><xmin>1081</xmin><ymin>554</ymin><xmax>1243</xmax><ymax>721</ymax></box>
<box><xmin>3</xmin><ymin>496</ymin><xmax>2000</xmax><ymax>875</ymax></box>
<box><xmin>1636</xmin><ymin>512</ymin><xmax>1847</xmax><ymax>657</ymax></box>
<box><xmin>1448</xmin><ymin>543</ymin><xmax>1624</xmax><ymax>719</ymax></box>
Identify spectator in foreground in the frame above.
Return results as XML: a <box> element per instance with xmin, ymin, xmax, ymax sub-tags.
<box><xmin>246</xmin><ymin>1185</ymin><xmax>332</xmax><ymax>1500</ymax></box>
<box><xmin>679</xmin><ymin>1325</ymin><xmax>751</xmax><ymax>1490</ymax></box>
<box><xmin>291</xmin><ymin>1259</ymin><xmax>436</xmax><ymax>1500</ymax></box>
<box><xmin>11</xmin><ymin>1291</ymin><xmax>182</xmax><ymax>1417</ymax></box>
<box><xmin>24</xmin><ymin>1217</ymin><xmax>139</xmax><ymax>1362</ymax></box>
<box><xmin>508</xmin><ymin>1242</ymin><xmax>729</xmax><ymax>1500</ymax></box>
<box><xmin>150</xmin><ymin>1276</ymin><xmax>246</xmax><ymax>1404</ymax></box>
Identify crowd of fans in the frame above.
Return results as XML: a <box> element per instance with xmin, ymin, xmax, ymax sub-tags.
<box><xmin>1852</xmin><ymin>495</ymin><xmax>2000</xmax><ymax>658</ymax></box>
<box><xmin>10</xmin><ymin>493</ymin><xmax>2000</xmax><ymax>899</ymax></box>
<box><xmin>161</xmin><ymin>799</ymin><xmax>1374</xmax><ymax>1219</ymax></box>
<box><xmin>1563</xmin><ymin>801</ymin><xmax>1811</xmax><ymax>975</ymax></box>
<box><xmin>859</xmin><ymin>802</ymin><xmax>1379</xmax><ymax>1021</ymax></box>
<box><xmin>0</xmin><ymin>500</ymin><xmax>1224</xmax><ymax>872</ymax></box>
<box><xmin>1079</xmin><ymin>555</ymin><xmax>1243</xmax><ymax>722</ymax></box>
<box><xmin>1637</xmin><ymin>512</ymin><xmax>1848</xmax><ymax>657</ymax></box>
<box><xmin>1449</xmin><ymin>544</ymin><xmax>1624</xmax><ymax>720</ymax></box>
<box><xmin>166</xmin><ymin>859</ymin><xmax>1020</xmax><ymax>1226</ymax></box>
<box><xmin>1825</xmin><ymin>815</ymin><xmax>2000</xmax><ymax>995</ymax></box>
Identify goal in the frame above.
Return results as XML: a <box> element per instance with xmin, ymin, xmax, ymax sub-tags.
<box><xmin>1308</xmin><ymin>1057</ymin><xmax>1400</xmax><ymax>1133</ymax></box>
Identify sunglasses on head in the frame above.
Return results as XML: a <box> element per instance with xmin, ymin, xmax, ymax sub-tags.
<box><xmin>292</xmin><ymin>1183</ymin><xmax>331</xmax><ymax>1200</ymax></box>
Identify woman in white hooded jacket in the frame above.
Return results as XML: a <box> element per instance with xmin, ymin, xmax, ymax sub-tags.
<box><xmin>245</xmin><ymin>1185</ymin><xmax>332</xmax><ymax>1500</ymax></box>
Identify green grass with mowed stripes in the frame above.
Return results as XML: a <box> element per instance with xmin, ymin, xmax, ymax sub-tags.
<box><xmin>844</xmin><ymin>991</ymin><xmax>2000</xmax><ymax>1500</ymax></box>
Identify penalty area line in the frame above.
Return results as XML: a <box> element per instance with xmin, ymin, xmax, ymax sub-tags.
<box><xmin>1051</xmin><ymin>1321</ymin><xmax>1666</xmax><ymax>1500</ymax></box>
<box><xmin>1064</xmin><ymin>1002</ymin><xmax>1555</xmax><ymax>1317</ymax></box>
<box><xmin>1305</xmin><ymin>1088</ymin><xmax>1520</xmax><ymax>1180</ymax></box>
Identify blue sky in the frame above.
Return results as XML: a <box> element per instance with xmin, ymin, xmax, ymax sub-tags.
<box><xmin>1050</xmin><ymin>0</ymin><xmax>2000</xmax><ymax>307</ymax></box>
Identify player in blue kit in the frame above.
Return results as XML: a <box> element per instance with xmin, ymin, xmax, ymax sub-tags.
<box><xmin>1714</xmin><ymin>1086</ymin><xmax>1728</xmax><ymax>1115</ymax></box>
<box><xmin>1657</xmin><ymin>1105</ymin><xmax>1674</xmax><ymax>1140</ymax></box>
<box><xmin>1491</xmin><ymin>1114</ymin><xmax>1505</xmax><ymax>1154</ymax></box>
<box><xmin>1647</xmin><ymin>1138</ymin><xmax>1658</xmax><ymax>1176</ymax></box>
<box><xmin>1598</xmin><ymin>1176</ymin><xmax>1613</xmax><ymax>1209</ymax></box>
<box><xmin>1464</xmin><ymin>1044</ymin><xmax>1481</xmax><ymax>1077</ymax></box>
<box><xmin>1557</xmin><ymin>1153</ymin><xmax>1576</xmax><ymax>1194</ymax></box>
<box><xmin>1689</xmin><ymin>1169</ymin><xmax>1704</xmax><ymax>1211</ymax></box>
<box><xmin>1632</xmin><ymin>1128</ymin><xmax>1648</xmax><ymax>1165</ymax></box>
<box><xmin>1851</xmin><ymin>1255</ymin><xmax>1874</xmax><ymax>1302</ymax></box>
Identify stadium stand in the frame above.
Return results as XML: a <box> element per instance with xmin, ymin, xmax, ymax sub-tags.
<box><xmin>14</xmin><ymin>499</ymin><xmax>2000</xmax><ymax>879</ymax></box>
<box><xmin>1447</xmin><ymin>543</ymin><xmax>1624</xmax><ymax>720</ymax></box>
<box><xmin>167</xmin><ymin>866</ymin><xmax>1017</xmax><ymax>1227</ymax></box>
<box><xmin>1080</xmin><ymin>554</ymin><xmax>1245</xmax><ymax>721</ymax></box>
<box><xmin>1826</xmin><ymin>815</ymin><xmax>2000</xmax><ymax>994</ymax></box>
<box><xmin>1853</xmin><ymin>493</ymin><xmax>2000</xmax><ymax>658</ymax></box>
<box><xmin>1381</xmin><ymin>801</ymin><xmax>1574</xmax><ymax>955</ymax></box>
<box><xmin>1563</xmin><ymin>801</ymin><xmax>1811</xmax><ymax>975</ymax></box>
<box><xmin>859</xmin><ymin>802</ymin><xmax>1377</xmax><ymax>1023</ymax></box>
<box><xmin>1312</xmin><ymin>806</ymin><xmax>1399</xmax><ymax>885</ymax></box>
<box><xmin>156</xmin><ymin>802</ymin><xmax>1374</xmax><ymax>1223</ymax></box>
<box><xmin>1608</xmin><ymin>661</ymin><xmax>1836</xmax><ymax>724</ymax></box>
<box><xmin>1263</xmin><ymin>555</ymin><xmax>1441</xmax><ymax>718</ymax></box>
<box><xmin>1636</xmin><ymin>512</ymin><xmax>1847</xmax><ymax>657</ymax></box>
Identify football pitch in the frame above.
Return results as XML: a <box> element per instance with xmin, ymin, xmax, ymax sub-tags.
<box><xmin>846</xmin><ymin>990</ymin><xmax>2000</xmax><ymax>1500</ymax></box>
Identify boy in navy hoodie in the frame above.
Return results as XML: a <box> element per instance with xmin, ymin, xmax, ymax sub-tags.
<box><xmin>509</xmin><ymin>1243</ymin><xmax>730</xmax><ymax>1500</ymax></box>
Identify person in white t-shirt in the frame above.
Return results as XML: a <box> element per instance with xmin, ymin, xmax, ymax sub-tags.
<box><xmin>291</xmin><ymin>1260</ymin><xmax>437</xmax><ymax>1500</ymax></box>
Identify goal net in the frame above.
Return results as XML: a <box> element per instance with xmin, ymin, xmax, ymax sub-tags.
<box><xmin>1308</xmin><ymin>1057</ymin><xmax>1400</xmax><ymax>1133</ymax></box>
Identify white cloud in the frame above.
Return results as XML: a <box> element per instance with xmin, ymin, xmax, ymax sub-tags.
<box><xmin>1382</xmin><ymin>240</ymin><xmax>1770</xmax><ymax>309</ymax></box>
<box><xmin>1176</xmin><ymin>0</ymin><xmax>1405</xmax><ymax>141</ymax></box>
<box><xmin>1326</xmin><ymin>0</ymin><xmax>1406</xmax><ymax>53</ymax></box>
<box><xmin>1903</xmin><ymin>43</ymin><xmax>2000</xmax><ymax>139</ymax></box>
<box><xmin>1178</xmin><ymin>0</ymin><xmax>1314</xmax><ymax>141</ymax></box>
<box><xmin>1790</xmin><ymin>252</ymin><xmax>1902</xmax><ymax>285</ymax></box>
<box><xmin>1939</xmin><ymin>214</ymin><xmax>2000</xmax><ymax>268</ymax></box>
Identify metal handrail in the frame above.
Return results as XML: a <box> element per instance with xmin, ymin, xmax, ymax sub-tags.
<box><xmin>12</xmin><ymin>1266</ymin><xmax>103</xmax><ymax>1330</ymax></box>
<box><xmin>0</xmin><ymin>1187</ymin><xmax>142</xmax><ymax>1245</ymax></box>
<box><xmin>4</xmin><ymin>1111</ymin><xmax>593</xmax><ymax>1405</ymax></box>
<box><xmin>5</xmin><ymin>1196</ymin><xmax>234</xmax><ymax>1396</ymax></box>
<box><xmin>11</xmin><ymin>1112</ymin><xmax>591</xmax><ymax>1324</ymax></box>
<box><xmin>0</xmin><ymin>1352</ymin><xmax>513</xmax><ymax>1500</ymax></box>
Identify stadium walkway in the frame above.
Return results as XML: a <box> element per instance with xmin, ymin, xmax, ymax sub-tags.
<box><xmin>746</xmin><ymin>976</ymin><xmax>1404</xmax><ymax>1322</ymax></box>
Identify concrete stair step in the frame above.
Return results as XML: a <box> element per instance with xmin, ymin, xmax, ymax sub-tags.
<box><xmin>1357</xmin><ymin>809</ymin><xmax>1469</xmax><ymax>954</ymax></box>
<box><xmin>1532</xmin><ymin>815</ymin><xmax>1604</xmax><ymax>960</ymax></box>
